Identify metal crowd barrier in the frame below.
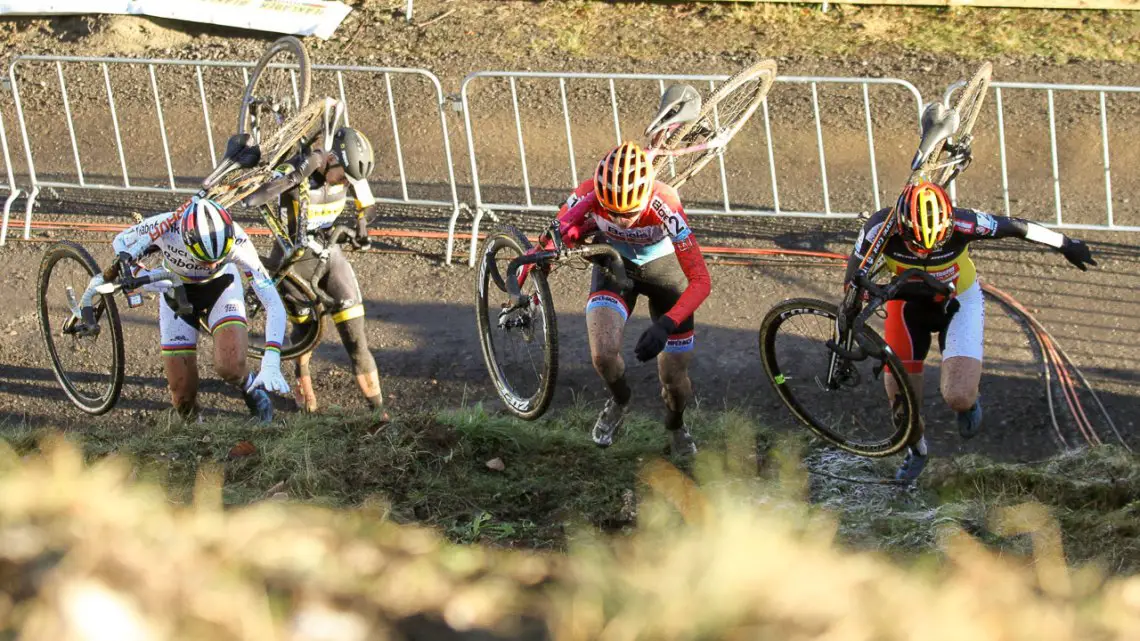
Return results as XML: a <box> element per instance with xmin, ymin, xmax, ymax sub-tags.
<box><xmin>982</xmin><ymin>81</ymin><xmax>1140</xmax><ymax>232</ymax></box>
<box><xmin>0</xmin><ymin>101</ymin><xmax>20</xmax><ymax>244</ymax></box>
<box><xmin>458</xmin><ymin>70</ymin><xmax>924</xmax><ymax>266</ymax></box>
<box><xmin>2</xmin><ymin>55</ymin><xmax>462</xmax><ymax>261</ymax></box>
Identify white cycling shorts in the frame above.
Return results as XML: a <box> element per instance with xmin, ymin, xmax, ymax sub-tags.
<box><xmin>159</xmin><ymin>264</ymin><xmax>247</xmax><ymax>356</ymax></box>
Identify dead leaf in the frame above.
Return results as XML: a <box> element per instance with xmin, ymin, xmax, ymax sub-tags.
<box><xmin>485</xmin><ymin>457</ymin><xmax>505</xmax><ymax>472</ymax></box>
<box><xmin>228</xmin><ymin>440</ymin><xmax>256</xmax><ymax>459</ymax></box>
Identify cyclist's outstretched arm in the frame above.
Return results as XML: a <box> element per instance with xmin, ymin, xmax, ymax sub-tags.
<box><xmin>954</xmin><ymin>208</ymin><xmax>1097</xmax><ymax>270</ymax></box>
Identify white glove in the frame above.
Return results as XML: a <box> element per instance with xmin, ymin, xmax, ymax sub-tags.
<box><xmin>247</xmin><ymin>349</ymin><xmax>290</xmax><ymax>395</ymax></box>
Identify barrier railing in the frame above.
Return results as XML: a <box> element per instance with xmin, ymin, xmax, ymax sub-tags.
<box><xmin>2</xmin><ymin>55</ymin><xmax>462</xmax><ymax>259</ymax></box>
<box><xmin>0</xmin><ymin>98</ymin><xmax>20</xmax><ymax>244</ymax></box>
<box><xmin>978</xmin><ymin>81</ymin><xmax>1140</xmax><ymax>232</ymax></box>
<box><xmin>458</xmin><ymin>70</ymin><xmax>923</xmax><ymax>265</ymax></box>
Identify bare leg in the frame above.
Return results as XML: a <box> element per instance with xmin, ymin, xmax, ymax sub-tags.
<box><xmin>587</xmin><ymin>306</ymin><xmax>629</xmax><ymax>403</ymax></box>
<box><xmin>293</xmin><ymin>351</ymin><xmax>319</xmax><ymax>412</ymax></box>
<box><xmin>657</xmin><ymin>351</ymin><xmax>693</xmax><ymax>428</ymax></box>
<box><xmin>886</xmin><ymin>370</ymin><xmax>925</xmax><ymax>447</ymax></box>
<box><xmin>164</xmin><ymin>353</ymin><xmax>200</xmax><ymax>419</ymax></box>
<box><xmin>212</xmin><ymin>324</ymin><xmax>249</xmax><ymax>387</ymax></box>
<box><xmin>941</xmin><ymin>356</ymin><xmax>982</xmax><ymax>412</ymax></box>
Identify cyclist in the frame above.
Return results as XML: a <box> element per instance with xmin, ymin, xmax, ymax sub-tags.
<box><xmin>242</xmin><ymin>126</ymin><xmax>388</xmax><ymax>420</ymax></box>
<box><xmin>844</xmin><ymin>180</ymin><xmax>1096</xmax><ymax>482</ymax></box>
<box><xmin>536</xmin><ymin>141</ymin><xmax>711</xmax><ymax>456</ymax></box>
<box><xmin>102</xmin><ymin>198</ymin><xmax>290</xmax><ymax>422</ymax></box>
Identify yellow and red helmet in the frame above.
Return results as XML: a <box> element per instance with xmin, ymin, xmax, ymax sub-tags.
<box><xmin>594</xmin><ymin>141</ymin><xmax>655</xmax><ymax>216</ymax></box>
<box><xmin>895</xmin><ymin>181</ymin><xmax>953</xmax><ymax>253</ymax></box>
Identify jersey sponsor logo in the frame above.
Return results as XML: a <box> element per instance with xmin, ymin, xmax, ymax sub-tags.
<box><xmin>594</xmin><ymin>216</ymin><xmax>666</xmax><ymax>245</ymax></box>
<box><xmin>897</xmin><ymin>263</ymin><xmax>959</xmax><ymax>283</ymax></box>
<box><xmin>954</xmin><ymin>219</ymin><xmax>975</xmax><ymax>234</ymax></box>
<box><xmin>564</xmin><ymin>193</ymin><xmax>583</xmax><ymax>210</ymax></box>
<box><xmin>652</xmin><ymin>198</ymin><xmax>692</xmax><ymax>242</ymax></box>
<box><xmin>224</xmin><ymin>303</ymin><xmax>239</xmax><ymax>314</ymax></box>
<box><xmin>975</xmin><ymin>212</ymin><xmax>997</xmax><ymax>236</ymax></box>
<box><xmin>145</xmin><ymin>212</ymin><xmax>181</xmax><ymax>242</ymax></box>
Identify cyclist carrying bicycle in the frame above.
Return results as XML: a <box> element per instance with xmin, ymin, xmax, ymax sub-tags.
<box><xmin>844</xmin><ymin>180</ymin><xmax>1096</xmax><ymax>481</ymax></box>
<box><xmin>539</xmin><ymin>141</ymin><xmax>711</xmax><ymax>456</ymax></box>
<box><xmin>99</xmin><ymin>198</ymin><xmax>290</xmax><ymax>422</ymax></box>
<box><xmin>242</xmin><ymin>124</ymin><xmax>387</xmax><ymax>419</ymax></box>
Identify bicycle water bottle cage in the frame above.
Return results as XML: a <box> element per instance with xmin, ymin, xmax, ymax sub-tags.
<box><xmin>911</xmin><ymin>102</ymin><xmax>960</xmax><ymax>171</ymax></box>
<box><xmin>644</xmin><ymin>84</ymin><xmax>702</xmax><ymax>141</ymax></box>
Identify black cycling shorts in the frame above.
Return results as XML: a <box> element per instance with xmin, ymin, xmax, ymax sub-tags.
<box><xmin>586</xmin><ymin>255</ymin><xmax>695</xmax><ymax>353</ymax></box>
<box><xmin>266</xmin><ymin>233</ymin><xmax>364</xmax><ymax>324</ymax></box>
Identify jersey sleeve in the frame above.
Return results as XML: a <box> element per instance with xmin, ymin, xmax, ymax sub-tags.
<box><xmin>844</xmin><ymin>208</ymin><xmax>891</xmax><ymax>285</ymax></box>
<box><xmin>112</xmin><ymin>211</ymin><xmax>178</xmax><ymax>261</ymax></box>
<box><xmin>229</xmin><ymin>226</ymin><xmax>286</xmax><ymax>349</ymax></box>
<box><xmin>953</xmin><ymin>208</ymin><xmax>1066</xmax><ymax>248</ymax></box>
<box><xmin>349</xmin><ymin>177</ymin><xmax>376</xmax><ymax>213</ymax></box>
<box><xmin>553</xmin><ymin>180</ymin><xmax>600</xmax><ymax>247</ymax></box>
<box><xmin>654</xmin><ymin>186</ymin><xmax>711</xmax><ymax>325</ymax></box>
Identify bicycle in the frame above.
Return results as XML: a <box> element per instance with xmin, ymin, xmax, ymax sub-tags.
<box><xmin>757</xmin><ymin>268</ymin><xmax>955</xmax><ymax>457</ymax></box>
<box><xmin>645</xmin><ymin>59</ymin><xmax>778</xmax><ymax>189</ymax></box>
<box><xmin>476</xmin><ymin>223</ymin><xmax>631</xmax><ymax>420</ymax></box>
<box><xmin>36</xmin><ymin>37</ymin><xmax>331</xmax><ymax>415</ymax></box>
<box><xmin>475</xmin><ymin>59</ymin><xmax>778</xmax><ymax>420</ymax></box>
<box><xmin>908</xmin><ymin>61</ymin><xmax>992</xmax><ymax>188</ymax></box>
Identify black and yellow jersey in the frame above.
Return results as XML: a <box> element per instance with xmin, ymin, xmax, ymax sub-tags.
<box><xmin>275</xmin><ymin>151</ymin><xmax>376</xmax><ymax>238</ymax></box>
<box><xmin>845</xmin><ymin>207</ymin><xmax>1039</xmax><ymax>295</ymax></box>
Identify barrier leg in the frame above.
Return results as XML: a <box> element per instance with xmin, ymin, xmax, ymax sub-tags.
<box><xmin>21</xmin><ymin>186</ymin><xmax>39</xmax><ymax>241</ymax></box>
<box><xmin>467</xmin><ymin>207</ymin><xmax>499</xmax><ymax>268</ymax></box>
<box><xmin>445</xmin><ymin>203</ymin><xmax>468</xmax><ymax>267</ymax></box>
<box><xmin>1</xmin><ymin>189</ymin><xmax>22</xmax><ymax>246</ymax></box>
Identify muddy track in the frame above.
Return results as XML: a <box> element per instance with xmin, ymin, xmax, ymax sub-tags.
<box><xmin>0</xmin><ymin>9</ymin><xmax>1136</xmax><ymax>464</ymax></box>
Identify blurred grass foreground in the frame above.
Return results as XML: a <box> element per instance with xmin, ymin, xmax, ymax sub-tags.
<box><xmin>2</xmin><ymin>431</ymin><xmax>1140</xmax><ymax>640</ymax></box>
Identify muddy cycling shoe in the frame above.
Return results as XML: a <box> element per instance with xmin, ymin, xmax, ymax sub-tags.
<box><xmin>592</xmin><ymin>397</ymin><xmax>628</xmax><ymax>448</ymax></box>
<box><xmin>669</xmin><ymin>427</ymin><xmax>698</xmax><ymax>458</ymax></box>
<box><xmin>957</xmin><ymin>397</ymin><xmax>983</xmax><ymax>440</ymax></box>
<box><xmin>894</xmin><ymin>447</ymin><xmax>929</xmax><ymax>484</ymax></box>
<box><xmin>243</xmin><ymin>387</ymin><xmax>274</xmax><ymax>423</ymax></box>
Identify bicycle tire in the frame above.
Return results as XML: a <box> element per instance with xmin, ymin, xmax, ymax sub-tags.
<box><xmin>653</xmin><ymin>59</ymin><xmax>778</xmax><ymax>189</ymax></box>
<box><xmin>476</xmin><ymin>226</ymin><xmax>558</xmax><ymax>420</ymax></box>
<box><xmin>37</xmin><ymin>241</ymin><xmax>125</xmax><ymax>416</ymax></box>
<box><xmin>909</xmin><ymin>62</ymin><xmax>993</xmax><ymax>187</ymax></box>
<box><xmin>238</xmin><ymin>36</ymin><xmax>312</xmax><ymax>145</ymax></box>
<box><xmin>758</xmin><ymin>298</ymin><xmax>918</xmax><ymax>457</ymax></box>
<box><xmin>241</xmin><ymin>271</ymin><xmax>325</xmax><ymax>361</ymax></box>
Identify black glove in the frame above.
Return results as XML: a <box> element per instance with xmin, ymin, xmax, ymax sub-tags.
<box><xmin>635</xmin><ymin>316</ymin><xmax>678</xmax><ymax>362</ymax></box>
<box><xmin>1060</xmin><ymin>237</ymin><xmax>1096</xmax><ymax>271</ymax></box>
<box><xmin>223</xmin><ymin>133</ymin><xmax>261</xmax><ymax>168</ymax></box>
<box><xmin>353</xmin><ymin>217</ymin><xmax>372</xmax><ymax>251</ymax></box>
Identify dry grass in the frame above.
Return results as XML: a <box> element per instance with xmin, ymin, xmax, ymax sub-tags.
<box><xmin>2</xmin><ymin>425</ymin><xmax>1140</xmax><ymax>640</ymax></box>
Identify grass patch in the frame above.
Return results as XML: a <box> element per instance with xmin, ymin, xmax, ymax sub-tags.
<box><xmin>3</xmin><ymin>404</ymin><xmax>1139</xmax><ymax>572</ymax></box>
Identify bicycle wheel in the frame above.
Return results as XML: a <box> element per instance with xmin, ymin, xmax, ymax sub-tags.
<box><xmin>653</xmin><ymin>59</ymin><xmax>778</xmax><ymax>189</ymax></box>
<box><xmin>37</xmin><ymin>241</ymin><xmax>125</xmax><ymax>415</ymax></box>
<box><xmin>238</xmin><ymin>36</ymin><xmax>312</xmax><ymax>150</ymax></box>
<box><xmin>911</xmin><ymin>62</ymin><xmax>993</xmax><ymax>187</ymax></box>
<box><xmin>242</xmin><ymin>271</ymin><xmax>325</xmax><ymax>361</ymax></box>
<box><xmin>476</xmin><ymin>226</ymin><xmax>558</xmax><ymax>420</ymax></box>
<box><xmin>758</xmin><ymin>298</ymin><xmax>918</xmax><ymax>457</ymax></box>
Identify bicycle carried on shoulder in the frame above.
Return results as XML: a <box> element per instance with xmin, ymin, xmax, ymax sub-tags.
<box><xmin>475</xmin><ymin>59</ymin><xmax>778</xmax><ymax>420</ymax></box>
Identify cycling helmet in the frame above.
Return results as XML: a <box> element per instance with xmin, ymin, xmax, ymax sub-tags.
<box><xmin>180</xmin><ymin>198</ymin><xmax>235</xmax><ymax>264</ymax></box>
<box><xmin>895</xmin><ymin>181</ymin><xmax>953</xmax><ymax>253</ymax></box>
<box><xmin>594</xmin><ymin>141</ymin><xmax>655</xmax><ymax>216</ymax></box>
<box><xmin>331</xmin><ymin>127</ymin><xmax>375</xmax><ymax>182</ymax></box>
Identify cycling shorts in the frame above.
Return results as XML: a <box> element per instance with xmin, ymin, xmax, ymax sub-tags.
<box><xmin>884</xmin><ymin>281</ymin><xmax>985</xmax><ymax>374</ymax></box>
<box><xmin>159</xmin><ymin>264</ymin><xmax>247</xmax><ymax>356</ymax></box>
<box><xmin>586</xmin><ymin>254</ymin><xmax>695</xmax><ymax>353</ymax></box>
<box><xmin>266</xmin><ymin>234</ymin><xmax>364</xmax><ymax>324</ymax></box>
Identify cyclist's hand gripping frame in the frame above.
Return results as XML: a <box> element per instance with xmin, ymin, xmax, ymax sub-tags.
<box><xmin>502</xmin><ymin>222</ymin><xmax>633</xmax><ymax>310</ymax></box>
<box><xmin>827</xmin><ymin>268</ymin><xmax>955</xmax><ymax>362</ymax></box>
<box><xmin>76</xmin><ymin>256</ymin><xmax>191</xmax><ymax>337</ymax></box>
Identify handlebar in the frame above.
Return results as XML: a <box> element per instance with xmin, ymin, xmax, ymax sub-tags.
<box><xmin>80</xmin><ymin>262</ymin><xmax>191</xmax><ymax>332</ymax></box>
<box><xmin>503</xmin><ymin>242</ymin><xmax>632</xmax><ymax>308</ymax></box>
<box><xmin>828</xmin><ymin>268</ymin><xmax>954</xmax><ymax>361</ymax></box>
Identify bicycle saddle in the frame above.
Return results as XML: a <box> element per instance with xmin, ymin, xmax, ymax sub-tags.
<box><xmin>910</xmin><ymin>101</ymin><xmax>960</xmax><ymax>171</ymax></box>
<box><xmin>644</xmin><ymin>84</ymin><xmax>702</xmax><ymax>140</ymax></box>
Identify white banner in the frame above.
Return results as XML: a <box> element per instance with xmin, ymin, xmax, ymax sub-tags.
<box><xmin>0</xmin><ymin>0</ymin><xmax>352</xmax><ymax>39</ymax></box>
